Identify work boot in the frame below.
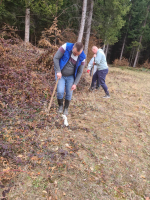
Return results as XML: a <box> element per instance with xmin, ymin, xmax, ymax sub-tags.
<box><xmin>63</xmin><ymin>99</ymin><xmax>70</xmax><ymax>115</ymax></box>
<box><xmin>57</xmin><ymin>98</ymin><xmax>63</xmax><ymax>113</ymax></box>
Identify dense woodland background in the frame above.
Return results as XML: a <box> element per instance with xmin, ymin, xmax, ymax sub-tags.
<box><xmin>0</xmin><ymin>0</ymin><xmax>150</xmax><ymax>67</ymax></box>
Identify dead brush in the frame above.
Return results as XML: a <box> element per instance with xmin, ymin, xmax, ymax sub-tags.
<box><xmin>36</xmin><ymin>47</ymin><xmax>58</xmax><ymax>71</ymax></box>
<box><xmin>143</xmin><ymin>59</ymin><xmax>150</xmax><ymax>69</ymax></box>
<box><xmin>61</xmin><ymin>28</ymin><xmax>77</xmax><ymax>43</ymax></box>
<box><xmin>113</xmin><ymin>57</ymin><xmax>129</xmax><ymax>67</ymax></box>
<box><xmin>38</xmin><ymin>17</ymin><xmax>63</xmax><ymax>48</ymax></box>
<box><xmin>0</xmin><ymin>23</ymin><xmax>21</xmax><ymax>43</ymax></box>
<box><xmin>0</xmin><ymin>44</ymin><xmax>5</xmax><ymax>56</ymax></box>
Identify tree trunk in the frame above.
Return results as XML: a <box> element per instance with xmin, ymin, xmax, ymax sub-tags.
<box><xmin>120</xmin><ymin>14</ymin><xmax>131</xmax><ymax>61</ymax></box>
<box><xmin>105</xmin><ymin>44</ymin><xmax>109</xmax><ymax>58</ymax></box>
<box><xmin>77</xmin><ymin>0</ymin><xmax>87</xmax><ymax>42</ymax></box>
<box><xmin>129</xmin><ymin>47</ymin><xmax>136</xmax><ymax>66</ymax></box>
<box><xmin>120</xmin><ymin>34</ymin><xmax>127</xmax><ymax>61</ymax></box>
<box><xmin>133</xmin><ymin>5</ymin><xmax>150</xmax><ymax>67</ymax></box>
<box><xmin>103</xmin><ymin>44</ymin><xmax>106</xmax><ymax>52</ymax></box>
<box><xmin>84</xmin><ymin>0</ymin><xmax>94</xmax><ymax>60</ymax></box>
<box><xmin>25</xmin><ymin>8</ymin><xmax>30</xmax><ymax>43</ymax></box>
<box><xmin>133</xmin><ymin>36</ymin><xmax>142</xmax><ymax>68</ymax></box>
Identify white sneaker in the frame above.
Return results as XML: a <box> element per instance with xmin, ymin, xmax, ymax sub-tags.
<box><xmin>103</xmin><ymin>95</ymin><xmax>110</xmax><ymax>98</ymax></box>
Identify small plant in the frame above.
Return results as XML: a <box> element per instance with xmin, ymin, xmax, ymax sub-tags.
<box><xmin>143</xmin><ymin>59</ymin><xmax>150</xmax><ymax>69</ymax></box>
<box><xmin>38</xmin><ymin>17</ymin><xmax>63</xmax><ymax>48</ymax></box>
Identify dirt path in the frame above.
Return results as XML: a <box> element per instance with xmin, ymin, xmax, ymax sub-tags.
<box><xmin>1</xmin><ymin>67</ymin><xmax>150</xmax><ymax>200</ymax></box>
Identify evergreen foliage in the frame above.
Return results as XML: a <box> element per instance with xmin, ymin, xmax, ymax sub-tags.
<box><xmin>0</xmin><ymin>0</ymin><xmax>150</xmax><ymax>65</ymax></box>
<box><xmin>93</xmin><ymin>0</ymin><xmax>131</xmax><ymax>45</ymax></box>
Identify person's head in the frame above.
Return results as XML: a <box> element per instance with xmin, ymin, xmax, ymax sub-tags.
<box><xmin>72</xmin><ymin>42</ymin><xmax>83</xmax><ymax>56</ymax></box>
<box><xmin>92</xmin><ymin>46</ymin><xmax>98</xmax><ymax>54</ymax></box>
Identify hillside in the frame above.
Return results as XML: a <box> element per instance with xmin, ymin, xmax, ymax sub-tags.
<box><xmin>0</xmin><ymin>39</ymin><xmax>150</xmax><ymax>200</ymax></box>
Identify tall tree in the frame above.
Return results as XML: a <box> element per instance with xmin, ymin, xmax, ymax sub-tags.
<box><xmin>93</xmin><ymin>0</ymin><xmax>131</xmax><ymax>46</ymax></box>
<box><xmin>133</xmin><ymin>4</ymin><xmax>150</xmax><ymax>67</ymax></box>
<box><xmin>123</xmin><ymin>0</ymin><xmax>150</xmax><ymax>66</ymax></box>
<box><xmin>25</xmin><ymin>7</ymin><xmax>30</xmax><ymax>42</ymax></box>
<box><xmin>119</xmin><ymin>14</ymin><xmax>131</xmax><ymax>61</ymax></box>
<box><xmin>24</xmin><ymin>0</ymin><xmax>64</xmax><ymax>43</ymax></box>
<box><xmin>77</xmin><ymin>0</ymin><xmax>87</xmax><ymax>42</ymax></box>
<box><xmin>84</xmin><ymin>0</ymin><xmax>94</xmax><ymax>57</ymax></box>
<box><xmin>24</xmin><ymin>0</ymin><xmax>34</xmax><ymax>43</ymax></box>
<box><xmin>105</xmin><ymin>44</ymin><xmax>109</xmax><ymax>58</ymax></box>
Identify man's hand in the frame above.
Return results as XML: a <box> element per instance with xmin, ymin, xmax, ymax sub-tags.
<box><xmin>57</xmin><ymin>72</ymin><xmax>62</xmax><ymax>79</ymax></box>
<box><xmin>71</xmin><ymin>84</ymin><xmax>76</xmax><ymax>91</ymax></box>
<box><xmin>87</xmin><ymin>69</ymin><xmax>90</xmax><ymax>73</ymax></box>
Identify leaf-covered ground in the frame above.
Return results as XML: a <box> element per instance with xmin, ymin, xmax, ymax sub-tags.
<box><xmin>0</xmin><ymin>39</ymin><xmax>150</xmax><ymax>200</ymax></box>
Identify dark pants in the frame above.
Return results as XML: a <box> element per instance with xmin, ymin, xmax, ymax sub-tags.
<box><xmin>91</xmin><ymin>71</ymin><xmax>100</xmax><ymax>88</ymax></box>
<box><xmin>91</xmin><ymin>69</ymin><xmax>109</xmax><ymax>94</ymax></box>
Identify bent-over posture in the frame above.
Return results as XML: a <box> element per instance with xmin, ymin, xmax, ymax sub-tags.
<box><xmin>88</xmin><ymin>46</ymin><xmax>110</xmax><ymax>98</ymax></box>
<box><xmin>53</xmin><ymin>42</ymin><xmax>86</xmax><ymax>115</ymax></box>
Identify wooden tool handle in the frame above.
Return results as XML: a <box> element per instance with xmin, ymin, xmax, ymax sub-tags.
<box><xmin>47</xmin><ymin>79</ymin><xmax>59</xmax><ymax>112</ymax></box>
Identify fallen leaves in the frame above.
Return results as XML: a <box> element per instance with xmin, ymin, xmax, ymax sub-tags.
<box><xmin>63</xmin><ymin>192</ymin><xmax>66</xmax><ymax>196</ymax></box>
<box><xmin>1</xmin><ymin>38</ymin><xmax>150</xmax><ymax>199</ymax></box>
<box><xmin>31</xmin><ymin>156</ymin><xmax>39</xmax><ymax>161</ymax></box>
<box><xmin>65</xmin><ymin>143</ymin><xmax>72</xmax><ymax>149</ymax></box>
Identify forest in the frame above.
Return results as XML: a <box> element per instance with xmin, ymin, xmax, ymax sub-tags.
<box><xmin>0</xmin><ymin>0</ymin><xmax>150</xmax><ymax>67</ymax></box>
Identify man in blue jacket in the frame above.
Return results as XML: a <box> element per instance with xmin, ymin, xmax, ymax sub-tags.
<box><xmin>53</xmin><ymin>42</ymin><xmax>86</xmax><ymax>115</ymax></box>
<box><xmin>87</xmin><ymin>46</ymin><xmax>110</xmax><ymax>98</ymax></box>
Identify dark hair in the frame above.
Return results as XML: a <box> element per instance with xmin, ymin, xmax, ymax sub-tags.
<box><xmin>74</xmin><ymin>42</ymin><xmax>83</xmax><ymax>52</ymax></box>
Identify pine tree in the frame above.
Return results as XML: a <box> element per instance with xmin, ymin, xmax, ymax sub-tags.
<box><xmin>119</xmin><ymin>14</ymin><xmax>131</xmax><ymax>61</ymax></box>
<box><xmin>93</xmin><ymin>0</ymin><xmax>131</xmax><ymax>46</ymax></box>
<box><xmin>132</xmin><ymin>2</ymin><xmax>150</xmax><ymax>67</ymax></box>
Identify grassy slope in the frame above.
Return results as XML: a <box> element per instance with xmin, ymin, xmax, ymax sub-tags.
<box><xmin>0</xmin><ymin>39</ymin><xmax>150</xmax><ymax>199</ymax></box>
<box><xmin>2</xmin><ymin>67</ymin><xmax>149</xmax><ymax>200</ymax></box>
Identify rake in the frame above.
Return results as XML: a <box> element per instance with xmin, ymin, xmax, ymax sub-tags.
<box><xmin>47</xmin><ymin>79</ymin><xmax>59</xmax><ymax>112</ymax></box>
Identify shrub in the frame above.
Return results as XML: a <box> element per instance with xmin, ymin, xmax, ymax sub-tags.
<box><xmin>38</xmin><ymin>17</ymin><xmax>63</xmax><ymax>48</ymax></box>
<box><xmin>113</xmin><ymin>57</ymin><xmax>129</xmax><ymax>67</ymax></box>
<box><xmin>143</xmin><ymin>60</ymin><xmax>150</xmax><ymax>69</ymax></box>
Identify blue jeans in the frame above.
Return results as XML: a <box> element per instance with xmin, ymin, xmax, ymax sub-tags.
<box><xmin>91</xmin><ymin>69</ymin><xmax>109</xmax><ymax>94</ymax></box>
<box><xmin>56</xmin><ymin>75</ymin><xmax>74</xmax><ymax>100</ymax></box>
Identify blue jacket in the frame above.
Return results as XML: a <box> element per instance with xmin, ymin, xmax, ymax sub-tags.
<box><xmin>59</xmin><ymin>43</ymin><xmax>86</xmax><ymax>78</ymax></box>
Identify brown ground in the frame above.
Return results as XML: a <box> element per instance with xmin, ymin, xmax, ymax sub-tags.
<box><xmin>0</xmin><ymin>36</ymin><xmax>150</xmax><ymax>200</ymax></box>
<box><xmin>1</xmin><ymin>66</ymin><xmax>150</xmax><ymax>200</ymax></box>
